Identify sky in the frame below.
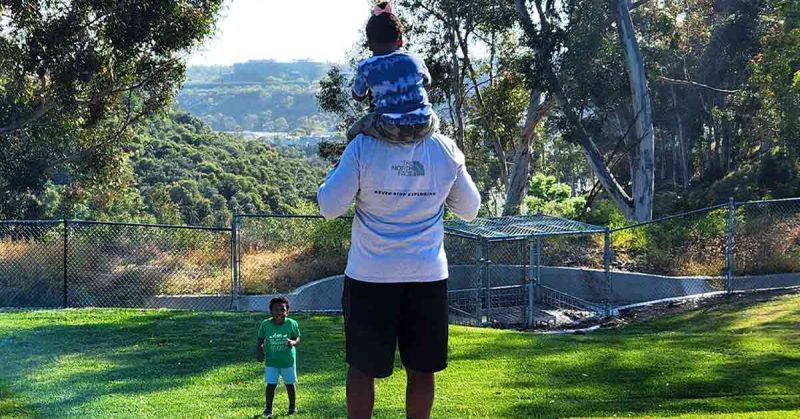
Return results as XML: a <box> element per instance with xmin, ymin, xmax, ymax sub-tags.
<box><xmin>188</xmin><ymin>0</ymin><xmax>372</xmax><ymax>66</ymax></box>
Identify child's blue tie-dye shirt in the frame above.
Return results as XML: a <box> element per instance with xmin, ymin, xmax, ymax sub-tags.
<box><xmin>352</xmin><ymin>51</ymin><xmax>433</xmax><ymax>126</ymax></box>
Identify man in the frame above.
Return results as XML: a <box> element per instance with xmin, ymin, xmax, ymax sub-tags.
<box><xmin>317</xmin><ymin>124</ymin><xmax>480</xmax><ymax>418</ymax></box>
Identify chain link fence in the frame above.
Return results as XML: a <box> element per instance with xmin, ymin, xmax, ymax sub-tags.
<box><xmin>0</xmin><ymin>220</ymin><xmax>65</xmax><ymax>308</ymax></box>
<box><xmin>444</xmin><ymin>233</ymin><xmax>482</xmax><ymax>326</ymax></box>
<box><xmin>233</xmin><ymin>215</ymin><xmax>351</xmax><ymax>311</ymax></box>
<box><xmin>66</xmin><ymin>221</ymin><xmax>232</xmax><ymax>310</ymax></box>
<box><xmin>0</xmin><ymin>220</ymin><xmax>232</xmax><ymax>310</ymax></box>
<box><xmin>536</xmin><ymin>232</ymin><xmax>609</xmax><ymax>322</ymax></box>
<box><xmin>733</xmin><ymin>198</ymin><xmax>800</xmax><ymax>291</ymax></box>
<box><xmin>486</xmin><ymin>239</ymin><xmax>530</xmax><ymax>326</ymax></box>
<box><xmin>2</xmin><ymin>198</ymin><xmax>799</xmax><ymax>320</ymax></box>
<box><xmin>609</xmin><ymin>205</ymin><xmax>729</xmax><ymax>308</ymax></box>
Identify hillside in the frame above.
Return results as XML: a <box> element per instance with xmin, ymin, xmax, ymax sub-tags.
<box><xmin>176</xmin><ymin>60</ymin><xmax>337</xmax><ymax>133</ymax></box>
<box><xmin>128</xmin><ymin>113</ymin><xmax>328</xmax><ymax>226</ymax></box>
<box><xmin>33</xmin><ymin>112</ymin><xmax>328</xmax><ymax>225</ymax></box>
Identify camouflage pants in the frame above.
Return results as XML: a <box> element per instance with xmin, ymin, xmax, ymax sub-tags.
<box><xmin>346</xmin><ymin>112</ymin><xmax>440</xmax><ymax>145</ymax></box>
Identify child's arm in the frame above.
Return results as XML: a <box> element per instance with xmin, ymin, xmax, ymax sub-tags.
<box><xmin>256</xmin><ymin>337</ymin><xmax>265</xmax><ymax>362</ymax></box>
<box><xmin>352</xmin><ymin>65</ymin><xmax>369</xmax><ymax>102</ymax></box>
<box><xmin>287</xmin><ymin>322</ymin><xmax>301</xmax><ymax>347</ymax></box>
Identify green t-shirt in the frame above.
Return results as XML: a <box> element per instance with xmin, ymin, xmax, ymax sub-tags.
<box><xmin>257</xmin><ymin>317</ymin><xmax>300</xmax><ymax>368</ymax></box>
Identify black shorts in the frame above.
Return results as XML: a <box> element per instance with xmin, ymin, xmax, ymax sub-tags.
<box><xmin>341</xmin><ymin>276</ymin><xmax>448</xmax><ymax>378</ymax></box>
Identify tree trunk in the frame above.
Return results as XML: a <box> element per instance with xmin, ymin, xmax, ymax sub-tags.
<box><xmin>611</xmin><ymin>0</ymin><xmax>655</xmax><ymax>222</ymax></box>
<box><xmin>447</xmin><ymin>18</ymin><xmax>466</xmax><ymax>150</ymax></box>
<box><xmin>671</xmin><ymin>87</ymin><xmax>690</xmax><ymax>189</ymax></box>
<box><xmin>559</xmin><ymin>93</ymin><xmax>636</xmax><ymax>220</ymax></box>
<box><xmin>516</xmin><ymin>0</ymin><xmax>635</xmax><ymax>219</ymax></box>
<box><xmin>503</xmin><ymin>91</ymin><xmax>548</xmax><ymax>216</ymax></box>
<box><xmin>672</xmin><ymin>133</ymin><xmax>678</xmax><ymax>186</ymax></box>
<box><xmin>722</xmin><ymin>119</ymin><xmax>732</xmax><ymax>173</ymax></box>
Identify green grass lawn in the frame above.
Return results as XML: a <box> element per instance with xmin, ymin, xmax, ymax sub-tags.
<box><xmin>1</xmin><ymin>293</ymin><xmax>799</xmax><ymax>418</ymax></box>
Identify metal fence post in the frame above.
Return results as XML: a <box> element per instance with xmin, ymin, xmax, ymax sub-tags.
<box><xmin>726</xmin><ymin>197</ymin><xmax>735</xmax><ymax>293</ymax></box>
<box><xmin>473</xmin><ymin>238</ymin><xmax>484</xmax><ymax>323</ymax></box>
<box><xmin>231</xmin><ymin>214</ymin><xmax>240</xmax><ymax>310</ymax></box>
<box><xmin>603</xmin><ymin>227</ymin><xmax>612</xmax><ymax>317</ymax></box>
<box><xmin>63</xmin><ymin>219</ymin><xmax>69</xmax><ymax>308</ymax></box>
<box><xmin>527</xmin><ymin>238</ymin><xmax>536</xmax><ymax>328</ymax></box>
<box><xmin>484</xmin><ymin>239</ymin><xmax>492</xmax><ymax>325</ymax></box>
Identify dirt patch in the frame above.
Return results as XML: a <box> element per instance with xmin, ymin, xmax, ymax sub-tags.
<box><xmin>613</xmin><ymin>288</ymin><xmax>800</xmax><ymax>325</ymax></box>
<box><xmin>526</xmin><ymin>288</ymin><xmax>800</xmax><ymax>333</ymax></box>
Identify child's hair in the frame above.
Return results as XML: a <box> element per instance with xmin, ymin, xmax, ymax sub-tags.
<box><xmin>269</xmin><ymin>296</ymin><xmax>290</xmax><ymax>310</ymax></box>
<box><xmin>366</xmin><ymin>2</ymin><xmax>403</xmax><ymax>45</ymax></box>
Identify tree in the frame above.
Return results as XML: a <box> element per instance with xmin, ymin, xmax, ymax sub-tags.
<box><xmin>515</xmin><ymin>0</ymin><xmax>656</xmax><ymax>221</ymax></box>
<box><xmin>0</xmin><ymin>0</ymin><xmax>223</xmax><ymax>218</ymax></box>
<box><xmin>610</xmin><ymin>0</ymin><xmax>655</xmax><ymax>221</ymax></box>
<box><xmin>395</xmin><ymin>1</ymin><xmax>553</xmax><ymax>215</ymax></box>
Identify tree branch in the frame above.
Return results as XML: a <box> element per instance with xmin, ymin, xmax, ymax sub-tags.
<box><xmin>413</xmin><ymin>1</ymin><xmax>448</xmax><ymax>23</ymax></box>
<box><xmin>515</xmin><ymin>0</ymin><xmax>539</xmax><ymax>40</ymax></box>
<box><xmin>603</xmin><ymin>0</ymin><xmax>654</xmax><ymax>28</ymax></box>
<box><xmin>0</xmin><ymin>100</ymin><xmax>57</xmax><ymax>134</ymax></box>
<box><xmin>657</xmin><ymin>76</ymin><xmax>739</xmax><ymax>94</ymax></box>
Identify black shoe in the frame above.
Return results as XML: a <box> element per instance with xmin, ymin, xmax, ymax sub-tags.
<box><xmin>263</xmin><ymin>409</ymin><xmax>273</xmax><ymax>418</ymax></box>
<box><xmin>288</xmin><ymin>407</ymin><xmax>297</xmax><ymax>415</ymax></box>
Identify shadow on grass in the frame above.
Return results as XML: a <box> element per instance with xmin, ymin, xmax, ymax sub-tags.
<box><xmin>2</xmin><ymin>292</ymin><xmax>799</xmax><ymax>418</ymax></box>
<box><xmin>495</xmin><ymin>293</ymin><xmax>800</xmax><ymax>417</ymax></box>
<box><xmin>0</xmin><ymin>310</ymin><xmax>350</xmax><ymax>417</ymax></box>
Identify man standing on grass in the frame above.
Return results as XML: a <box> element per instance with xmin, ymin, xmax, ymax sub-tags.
<box><xmin>317</xmin><ymin>120</ymin><xmax>480</xmax><ymax>417</ymax></box>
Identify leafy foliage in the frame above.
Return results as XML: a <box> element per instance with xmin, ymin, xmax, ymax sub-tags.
<box><xmin>36</xmin><ymin>112</ymin><xmax>328</xmax><ymax>226</ymax></box>
<box><xmin>524</xmin><ymin>174</ymin><xmax>586</xmax><ymax>218</ymax></box>
<box><xmin>129</xmin><ymin>113</ymin><xmax>328</xmax><ymax>226</ymax></box>
<box><xmin>0</xmin><ymin>0</ymin><xmax>223</xmax><ymax>218</ymax></box>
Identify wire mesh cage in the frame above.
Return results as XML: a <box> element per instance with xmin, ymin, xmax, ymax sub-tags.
<box><xmin>444</xmin><ymin>214</ymin><xmax>607</xmax><ymax>328</ymax></box>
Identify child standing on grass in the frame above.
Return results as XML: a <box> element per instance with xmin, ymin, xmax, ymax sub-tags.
<box><xmin>346</xmin><ymin>1</ymin><xmax>439</xmax><ymax>145</ymax></box>
<box><xmin>256</xmin><ymin>296</ymin><xmax>300</xmax><ymax>418</ymax></box>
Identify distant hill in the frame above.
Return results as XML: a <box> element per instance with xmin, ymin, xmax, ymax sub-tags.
<box><xmin>127</xmin><ymin>112</ymin><xmax>329</xmax><ymax>226</ymax></box>
<box><xmin>177</xmin><ymin>60</ymin><xmax>338</xmax><ymax>133</ymax></box>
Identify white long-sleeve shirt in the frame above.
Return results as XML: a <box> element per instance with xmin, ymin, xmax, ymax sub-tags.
<box><xmin>317</xmin><ymin>133</ymin><xmax>481</xmax><ymax>283</ymax></box>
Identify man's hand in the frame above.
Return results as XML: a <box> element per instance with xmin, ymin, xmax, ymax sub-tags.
<box><xmin>287</xmin><ymin>339</ymin><xmax>298</xmax><ymax>348</ymax></box>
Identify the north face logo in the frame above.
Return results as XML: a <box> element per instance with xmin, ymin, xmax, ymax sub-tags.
<box><xmin>392</xmin><ymin>160</ymin><xmax>425</xmax><ymax>176</ymax></box>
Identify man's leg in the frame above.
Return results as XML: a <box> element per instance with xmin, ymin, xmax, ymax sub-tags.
<box><xmin>405</xmin><ymin>368</ymin><xmax>435</xmax><ymax>419</ymax></box>
<box><xmin>347</xmin><ymin>113</ymin><xmax>378</xmax><ymax>141</ymax></box>
<box><xmin>398</xmin><ymin>279</ymin><xmax>449</xmax><ymax>419</ymax></box>
<box><xmin>342</xmin><ymin>277</ymin><xmax>402</xmax><ymax>418</ymax></box>
<box><xmin>347</xmin><ymin>366</ymin><xmax>375</xmax><ymax>419</ymax></box>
